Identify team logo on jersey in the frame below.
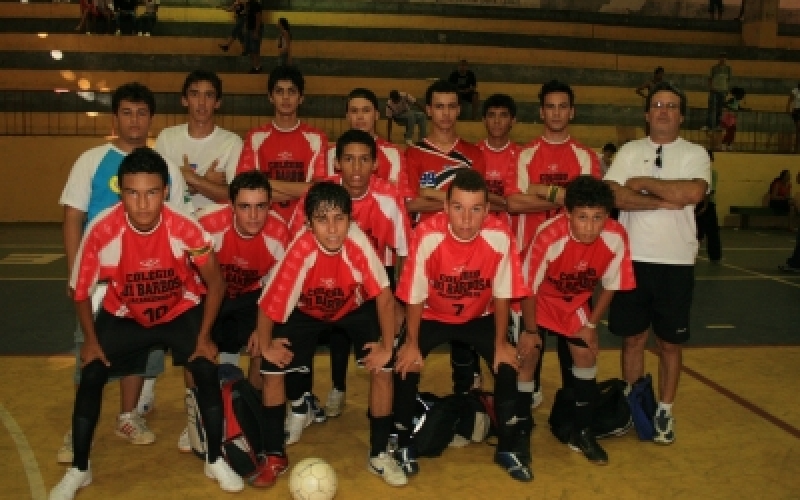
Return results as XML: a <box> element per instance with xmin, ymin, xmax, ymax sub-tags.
<box><xmin>452</xmin><ymin>265</ymin><xmax>465</xmax><ymax>274</ymax></box>
<box><xmin>232</xmin><ymin>256</ymin><xmax>249</xmax><ymax>267</ymax></box>
<box><xmin>575</xmin><ymin>260</ymin><xmax>588</xmax><ymax>272</ymax></box>
<box><xmin>547</xmin><ymin>163</ymin><xmax>559</xmax><ymax>172</ymax></box>
<box><xmin>140</xmin><ymin>258</ymin><xmax>161</xmax><ymax>269</ymax></box>
<box><xmin>320</xmin><ymin>278</ymin><xmax>336</xmax><ymax>289</ymax></box>
<box><xmin>109</xmin><ymin>175</ymin><xmax>120</xmax><ymax>194</ymax></box>
<box><xmin>277</xmin><ymin>151</ymin><xmax>293</xmax><ymax>160</ymax></box>
<box><xmin>486</xmin><ymin>170</ymin><xmax>502</xmax><ymax>179</ymax></box>
<box><xmin>420</xmin><ymin>171</ymin><xmax>437</xmax><ymax>188</ymax></box>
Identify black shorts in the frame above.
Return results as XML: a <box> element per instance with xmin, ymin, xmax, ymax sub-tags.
<box><xmin>608</xmin><ymin>261</ymin><xmax>694</xmax><ymax>344</ymax></box>
<box><xmin>94</xmin><ymin>305</ymin><xmax>203</xmax><ymax>378</ymax></box>
<box><xmin>404</xmin><ymin>314</ymin><xmax>504</xmax><ymax>366</ymax></box>
<box><xmin>260</xmin><ymin>300</ymin><xmax>392</xmax><ymax>374</ymax></box>
<box><xmin>211</xmin><ymin>290</ymin><xmax>259</xmax><ymax>355</ymax></box>
<box><xmin>385</xmin><ymin>266</ymin><xmax>397</xmax><ymax>293</ymax></box>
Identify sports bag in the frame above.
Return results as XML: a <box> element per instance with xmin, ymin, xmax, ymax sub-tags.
<box><xmin>627</xmin><ymin>373</ymin><xmax>657</xmax><ymax>440</ymax></box>
<box><xmin>412</xmin><ymin>393</ymin><xmax>462</xmax><ymax>457</ymax></box>
<box><xmin>548</xmin><ymin>378</ymin><xmax>633</xmax><ymax>443</ymax></box>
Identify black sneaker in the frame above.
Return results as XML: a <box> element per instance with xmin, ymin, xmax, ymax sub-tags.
<box><xmin>392</xmin><ymin>446</ymin><xmax>419</xmax><ymax>476</ymax></box>
<box><xmin>568</xmin><ymin>428</ymin><xmax>608</xmax><ymax>465</ymax></box>
<box><xmin>494</xmin><ymin>451</ymin><xmax>533</xmax><ymax>482</ymax></box>
<box><xmin>653</xmin><ymin>409</ymin><xmax>675</xmax><ymax>445</ymax></box>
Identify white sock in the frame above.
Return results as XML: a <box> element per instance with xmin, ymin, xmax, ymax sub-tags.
<box><xmin>218</xmin><ymin>352</ymin><xmax>240</xmax><ymax>366</ymax></box>
<box><xmin>658</xmin><ymin>401</ymin><xmax>673</xmax><ymax>414</ymax></box>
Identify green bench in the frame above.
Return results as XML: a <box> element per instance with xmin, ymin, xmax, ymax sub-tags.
<box><xmin>729</xmin><ymin>206</ymin><xmax>788</xmax><ymax>229</ymax></box>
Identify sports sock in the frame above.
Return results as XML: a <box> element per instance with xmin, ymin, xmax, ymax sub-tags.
<box><xmin>572</xmin><ymin>365</ymin><xmax>598</xmax><ymax>432</ymax></box>
<box><xmin>393</xmin><ymin>372</ymin><xmax>420</xmax><ymax>448</ymax></box>
<box><xmin>329</xmin><ymin>328</ymin><xmax>351</xmax><ymax>393</ymax></box>
<box><xmin>262</xmin><ymin>404</ymin><xmax>286</xmax><ymax>455</ymax></box>
<box><xmin>369</xmin><ymin>415</ymin><xmax>393</xmax><ymax>457</ymax></box>
<box><xmin>188</xmin><ymin>358</ymin><xmax>224</xmax><ymax>463</ymax></box>
<box><xmin>657</xmin><ymin>401</ymin><xmax>673</xmax><ymax>414</ymax></box>
<box><xmin>516</xmin><ymin>381</ymin><xmax>534</xmax><ymax>431</ymax></box>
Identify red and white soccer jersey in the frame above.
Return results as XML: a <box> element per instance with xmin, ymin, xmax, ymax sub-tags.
<box><xmin>70</xmin><ymin>204</ymin><xmax>212</xmax><ymax>327</ymax></box>
<box><xmin>509</xmin><ymin>136</ymin><xmax>601</xmax><ymax>254</ymax></box>
<box><xmin>325</xmin><ymin>137</ymin><xmax>414</xmax><ymax>200</ymax></box>
<box><xmin>236</xmin><ymin>121</ymin><xmax>328</xmax><ymax>223</ymax></box>
<box><xmin>259</xmin><ymin>223</ymin><xmax>390</xmax><ymax>323</ymax></box>
<box><xmin>198</xmin><ymin>204</ymin><xmax>289</xmax><ymax>298</ymax></box>
<box><xmin>406</xmin><ymin>138</ymin><xmax>486</xmax><ymax>225</ymax></box>
<box><xmin>288</xmin><ymin>176</ymin><xmax>411</xmax><ymax>266</ymax></box>
<box><xmin>478</xmin><ymin>138</ymin><xmax>520</xmax><ymax>233</ymax></box>
<box><xmin>523</xmin><ymin>213</ymin><xmax>635</xmax><ymax>337</ymax></box>
<box><xmin>396</xmin><ymin>212</ymin><xmax>529</xmax><ymax>324</ymax></box>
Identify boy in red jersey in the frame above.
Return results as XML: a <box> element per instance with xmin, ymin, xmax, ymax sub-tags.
<box><xmin>50</xmin><ymin>148</ymin><xmax>242</xmax><ymax>500</ymax></box>
<box><xmin>254</xmin><ymin>182</ymin><xmax>406</xmax><ymax>488</ymax></box>
<box><xmin>478</xmin><ymin>93</ymin><xmax>520</xmax><ymax>226</ymax></box>
<box><xmin>236</xmin><ymin>65</ymin><xmax>327</xmax><ymax>225</ymax></box>
<box><xmin>393</xmin><ymin>169</ymin><xmax>532</xmax><ymax>482</ymax></box>
<box><xmin>506</xmin><ymin>80</ymin><xmax>602</xmax><ymax>411</ymax></box>
<box><xmin>291</xmin><ymin>129</ymin><xmax>411</xmax><ymax>424</ymax></box>
<box><xmin>519</xmin><ymin>175</ymin><xmax>635</xmax><ymax>465</ymax></box>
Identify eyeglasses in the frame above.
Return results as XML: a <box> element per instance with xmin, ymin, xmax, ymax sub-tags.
<box><xmin>655</xmin><ymin>145</ymin><xmax>663</xmax><ymax>168</ymax></box>
<box><xmin>651</xmin><ymin>101</ymin><xmax>681</xmax><ymax>110</ymax></box>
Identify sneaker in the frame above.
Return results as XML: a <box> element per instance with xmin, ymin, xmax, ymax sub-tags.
<box><xmin>653</xmin><ymin>409</ymin><xmax>675</xmax><ymax>445</ymax></box>
<box><xmin>136</xmin><ymin>379</ymin><xmax>156</xmax><ymax>416</ymax></box>
<box><xmin>250</xmin><ymin>454</ymin><xmax>289</xmax><ymax>487</ymax></box>
<box><xmin>494</xmin><ymin>451</ymin><xmax>533</xmax><ymax>482</ymax></box>
<box><xmin>306</xmin><ymin>393</ymin><xmax>327</xmax><ymax>423</ymax></box>
<box><xmin>115</xmin><ymin>29</ymin><xmax>120</xmax><ymax>35</ymax></box>
<box><xmin>177</xmin><ymin>427</ymin><xmax>191</xmax><ymax>453</ymax></box>
<box><xmin>205</xmin><ymin>457</ymin><xmax>244</xmax><ymax>492</ymax></box>
<box><xmin>144</xmin><ymin>32</ymin><xmax>150</xmax><ymax>36</ymax></box>
<box><xmin>779</xmin><ymin>264</ymin><xmax>800</xmax><ymax>273</ymax></box>
<box><xmin>115</xmin><ymin>412</ymin><xmax>156</xmax><ymax>445</ymax></box>
<box><xmin>325</xmin><ymin>389</ymin><xmax>345</xmax><ymax>418</ymax></box>
<box><xmin>285</xmin><ymin>407</ymin><xmax>313</xmax><ymax>445</ymax></box>
<box><xmin>57</xmin><ymin>430</ymin><xmax>73</xmax><ymax>464</ymax></box>
<box><xmin>531</xmin><ymin>387</ymin><xmax>543</xmax><ymax>409</ymax></box>
<box><xmin>392</xmin><ymin>446</ymin><xmax>419</xmax><ymax>476</ymax></box>
<box><xmin>568</xmin><ymin>428</ymin><xmax>608</xmax><ymax>465</ymax></box>
<box><xmin>49</xmin><ymin>465</ymin><xmax>92</xmax><ymax>500</ymax></box>
<box><xmin>368</xmin><ymin>452</ymin><xmax>408</xmax><ymax>487</ymax></box>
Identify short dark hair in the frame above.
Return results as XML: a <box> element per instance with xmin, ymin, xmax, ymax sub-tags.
<box><xmin>602</xmin><ymin>142</ymin><xmax>617</xmax><ymax>154</ymax></box>
<box><xmin>564</xmin><ymin>175</ymin><xmax>614</xmax><ymax>213</ymax></box>
<box><xmin>117</xmin><ymin>147</ymin><xmax>168</xmax><ymax>186</ymax></box>
<box><xmin>389</xmin><ymin>90</ymin><xmax>400</xmax><ymax>101</ymax></box>
<box><xmin>538</xmin><ymin>80</ymin><xmax>575</xmax><ymax>107</ymax></box>
<box><xmin>346</xmin><ymin>88</ymin><xmax>379</xmax><ymax>112</ymax></box>
<box><xmin>336</xmin><ymin>129</ymin><xmax>376</xmax><ymax>162</ymax></box>
<box><xmin>181</xmin><ymin>70</ymin><xmax>222</xmax><ymax>100</ymax></box>
<box><xmin>425</xmin><ymin>79</ymin><xmax>458</xmax><ymax>106</ymax></box>
<box><xmin>267</xmin><ymin>65</ymin><xmax>305</xmax><ymax>95</ymax></box>
<box><xmin>446</xmin><ymin>169</ymin><xmax>488</xmax><ymax>202</ymax></box>
<box><xmin>304</xmin><ymin>182</ymin><xmax>352</xmax><ymax>220</ymax></box>
<box><xmin>646</xmin><ymin>81</ymin><xmax>687</xmax><ymax>115</ymax></box>
<box><xmin>482</xmin><ymin>93</ymin><xmax>517</xmax><ymax>118</ymax></box>
<box><xmin>112</xmin><ymin>82</ymin><xmax>155</xmax><ymax>115</ymax></box>
<box><xmin>654</xmin><ymin>66</ymin><xmax>665</xmax><ymax>75</ymax></box>
<box><xmin>229</xmin><ymin>171</ymin><xmax>272</xmax><ymax>204</ymax></box>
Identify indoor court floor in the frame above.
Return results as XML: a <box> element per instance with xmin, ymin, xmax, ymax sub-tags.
<box><xmin>1</xmin><ymin>223</ymin><xmax>799</xmax><ymax>499</ymax></box>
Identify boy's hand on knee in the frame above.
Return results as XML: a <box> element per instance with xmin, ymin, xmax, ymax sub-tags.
<box><xmin>81</xmin><ymin>340</ymin><xmax>110</xmax><ymax>368</ymax></box>
<box><xmin>262</xmin><ymin>338</ymin><xmax>293</xmax><ymax>368</ymax></box>
<box><xmin>190</xmin><ymin>336</ymin><xmax>218</xmax><ymax>363</ymax></box>
<box><xmin>395</xmin><ymin>343</ymin><xmax>422</xmax><ymax>379</ymax></box>
<box><xmin>360</xmin><ymin>342</ymin><xmax>391</xmax><ymax>373</ymax></box>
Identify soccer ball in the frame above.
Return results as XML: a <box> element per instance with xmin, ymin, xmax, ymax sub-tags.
<box><xmin>288</xmin><ymin>457</ymin><xmax>337</xmax><ymax>500</ymax></box>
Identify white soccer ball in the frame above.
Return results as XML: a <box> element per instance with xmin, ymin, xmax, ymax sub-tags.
<box><xmin>288</xmin><ymin>457</ymin><xmax>337</xmax><ymax>500</ymax></box>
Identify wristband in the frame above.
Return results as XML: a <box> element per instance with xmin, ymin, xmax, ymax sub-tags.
<box><xmin>585</xmin><ymin>322</ymin><xmax>597</xmax><ymax>329</ymax></box>
<box><xmin>547</xmin><ymin>185</ymin><xmax>559</xmax><ymax>203</ymax></box>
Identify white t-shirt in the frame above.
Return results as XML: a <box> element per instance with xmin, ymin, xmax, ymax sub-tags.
<box><xmin>604</xmin><ymin>137</ymin><xmax>711</xmax><ymax>265</ymax></box>
<box><xmin>59</xmin><ymin>143</ymin><xmax>192</xmax><ymax>224</ymax></box>
<box><xmin>155</xmin><ymin>124</ymin><xmax>244</xmax><ymax>210</ymax></box>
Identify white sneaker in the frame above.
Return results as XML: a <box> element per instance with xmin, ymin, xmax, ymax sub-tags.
<box><xmin>57</xmin><ymin>430</ymin><xmax>73</xmax><ymax>464</ymax></box>
<box><xmin>49</xmin><ymin>465</ymin><xmax>92</xmax><ymax>500</ymax></box>
<box><xmin>115</xmin><ymin>29</ymin><xmax>121</xmax><ymax>35</ymax></box>
<box><xmin>178</xmin><ymin>426</ymin><xmax>191</xmax><ymax>453</ymax></box>
<box><xmin>144</xmin><ymin>32</ymin><xmax>150</xmax><ymax>36</ymax></box>
<box><xmin>115</xmin><ymin>412</ymin><xmax>156</xmax><ymax>445</ymax></box>
<box><xmin>285</xmin><ymin>407</ymin><xmax>313</xmax><ymax>445</ymax></box>
<box><xmin>137</xmin><ymin>31</ymin><xmax>142</xmax><ymax>35</ymax></box>
<box><xmin>325</xmin><ymin>389</ymin><xmax>345</xmax><ymax>418</ymax></box>
<box><xmin>368</xmin><ymin>452</ymin><xmax>407</xmax><ymax>486</ymax></box>
<box><xmin>204</xmin><ymin>458</ymin><xmax>244</xmax><ymax>492</ymax></box>
<box><xmin>531</xmin><ymin>387</ymin><xmax>544</xmax><ymax>409</ymax></box>
<box><xmin>136</xmin><ymin>378</ymin><xmax>156</xmax><ymax>416</ymax></box>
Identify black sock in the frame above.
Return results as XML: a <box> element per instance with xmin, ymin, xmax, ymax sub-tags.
<box><xmin>369</xmin><ymin>415</ymin><xmax>393</xmax><ymax>457</ymax></box>
<box><xmin>262</xmin><ymin>404</ymin><xmax>286</xmax><ymax>455</ymax></box>
<box><xmin>329</xmin><ymin>328</ymin><xmax>351</xmax><ymax>392</ymax></box>
<box><xmin>573</xmin><ymin>376</ymin><xmax>596</xmax><ymax>432</ymax></box>
<box><xmin>393</xmin><ymin>371</ymin><xmax>420</xmax><ymax>448</ymax></box>
<box><xmin>72</xmin><ymin>360</ymin><xmax>109</xmax><ymax>471</ymax></box>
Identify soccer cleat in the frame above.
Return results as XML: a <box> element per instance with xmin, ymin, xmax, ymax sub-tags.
<box><xmin>368</xmin><ymin>452</ymin><xmax>408</xmax><ymax>487</ymax></box>
<box><xmin>250</xmin><ymin>454</ymin><xmax>289</xmax><ymax>487</ymax></box>
<box><xmin>531</xmin><ymin>387</ymin><xmax>544</xmax><ymax>409</ymax></box>
<box><xmin>325</xmin><ymin>389</ymin><xmax>345</xmax><ymax>418</ymax></box>
<box><xmin>568</xmin><ymin>428</ymin><xmax>609</xmax><ymax>465</ymax></box>
<box><xmin>115</xmin><ymin>412</ymin><xmax>156</xmax><ymax>445</ymax></box>
<box><xmin>177</xmin><ymin>426</ymin><xmax>191</xmax><ymax>453</ymax></box>
<box><xmin>285</xmin><ymin>407</ymin><xmax>313</xmax><ymax>445</ymax></box>
<box><xmin>57</xmin><ymin>430</ymin><xmax>73</xmax><ymax>464</ymax></box>
<box><xmin>512</xmin><ymin>427</ymin><xmax>532</xmax><ymax>465</ymax></box>
<box><xmin>136</xmin><ymin>379</ymin><xmax>156</xmax><ymax>416</ymax></box>
<box><xmin>306</xmin><ymin>393</ymin><xmax>327</xmax><ymax>423</ymax></box>
<box><xmin>653</xmin><ymin>409</ymin><xmax>675</xmax><ymax>445</ymax></box>
<box><xmin>494</xmin><ymin>451</ymin><xmax>533</xmax><ymax>482</ymax></box>
<box><xmin>205</xmin><ymin>458</ymin><xmax>245</xmax><ymax>492</ymax></box>
<box><xmin>49</xmin><ymin>465</ymin><xmax>92</xmax><ymax>500</ymax></box>
<box><xmin>392</xmin><ymin>446</ymin><xmax>419</xmax><ymax>476</ymax></box>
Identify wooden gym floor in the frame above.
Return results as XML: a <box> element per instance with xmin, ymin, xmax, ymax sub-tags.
<box><xmin>1</xmin><ymin>224</ymin><xmax>799</xmax><ymax>499</ymax></box>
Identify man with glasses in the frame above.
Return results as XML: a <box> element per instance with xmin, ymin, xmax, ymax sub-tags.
<box><xmin>604</xmin><ymin>81</ymin><xmax>710</xmax><ymax>445</ymax></box>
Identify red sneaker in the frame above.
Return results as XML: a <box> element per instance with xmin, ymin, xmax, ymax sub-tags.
<box><xmin>250</xmin><ymin>454</ymin><xmax>289</xmax><ymax>487</ymax></box>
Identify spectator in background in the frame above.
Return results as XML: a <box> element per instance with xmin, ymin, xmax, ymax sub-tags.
<box><xmin>704</xmin><ymin>52</ymin><xmax>732</xmax><ymax>131</ymax></box>
<box><xmin>696</xmin><ymin>149</ymin><xmax>721</xmax><ymax>263</ymax></box>
<box><xmin>635</xmin><ymin>67</ymin><xmax>665</xmax><ymax>99</ymax></box>
<box><xmin>114</xmin><ymin>0</ymin><xmax>137</xmax><ymax>35</ymax></box>
<box><xmin>448</xmin><ymin>59</ymin><xmax>480</xmax><ymax>120</ymax></box>
<box><xmin>219</xmin><ymin>0</ymin><xmax>248</xmax><ymax>54</ymax></box>
<box><xmin>720</xmin><ymin>87</ymin><xmax>748</xmax><ymax>151</ymax></box>
<box><xmin>786</xmin><ymin>83</ymin><xmax>800</xmax><ymax>153</ymax></box>
<box><xmin>779</xmin><ymin>171</ymin><xmax>800</xmax><ymax>272</ymax></box>
<box><xmin>600</xmin><ymin>142</ymin><xmax>617</xmax><ymax>175</ymax></box>
<box><xmin>137</xmin><ymin>0</ymin><xmax>158</xmax><ymax>36</ymax></box>
<box><xmin>245</xmin><ymin>0</ymin><xmax>264</xmax><ymax>73</ymax></box>
<box><xmin>277</xmin><ymin>17</ymin><xmax>292</xmax><ymax>66</ymax></box>
<box><xmin>386</xmin><ymin>90</ymin><xmax>427</xmax><ymax>145</ymax></box>
<box><xmin>710</xmin><ymin>0</ymin><xmax>724</xmax><ymax>20</ymax></box>
<box><xmin>769</xmin><ymin>169</ymin><xmax>794</xmax><ymax>218</ymax></box>
<box><xmin>75</xmin><ymin>0</ymin><xmax>106</xmax><ymax>34</ymax></box>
